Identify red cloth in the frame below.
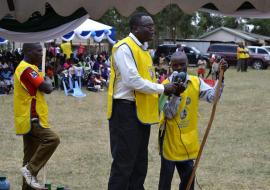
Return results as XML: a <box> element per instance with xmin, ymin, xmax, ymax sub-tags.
<box><xmin>203</xmin><ymin>78</ymin><xmax>215</xmax><ymax>87</ymax></box>
<box><xmin>78</xmin><ymin>44</ymin><xmax>86</xmax><ymax>55</ymax></box>
<box><xmin>197</xmin><ymin>68</ymin><xmax>205</xmax><ymax>74</ymax></box>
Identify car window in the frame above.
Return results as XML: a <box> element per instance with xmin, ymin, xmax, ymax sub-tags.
<box><xmin>191</xmin><ymin>47</ymin><xmax>200</xmax><ymax>54</ymax></box>
<box><xmin>209</xmin><ymin>45</ymin><xmax>236</xmax><ymax>52</ymax></box>
<box><xmin>223</xmin><ymin>46</ymin><xmax>237</xmax><ymax>52</ymax></box>
<box><xmin>169</xmin><ymin>47</ymin><xmax>176</xmax><ymax>54</ymax></box>
<box><xmin>248</xmin><ymin>48</ymin><xmax>256</xmax><ymax>53</ymax></box>
<box><xmin>258</xmin><ymin>49</ymin><xmax>268</xmax><ymax>54</ymax></box>
<box><xmin>183</xmin><ymin>47</ymin><xmax>191</xmax><ymax>53</ymax></box>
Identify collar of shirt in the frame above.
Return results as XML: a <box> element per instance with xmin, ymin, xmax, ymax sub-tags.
<box><xmin>129</xmin><ymin>33</ymin><xmax>149</xmax><ymax>50</ymax></box>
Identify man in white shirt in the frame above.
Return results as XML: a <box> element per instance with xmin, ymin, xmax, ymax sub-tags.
<box><xmin>107</xmin><ymin>12</ymin><xmax>180</xmax><ymax>190</ymax></box>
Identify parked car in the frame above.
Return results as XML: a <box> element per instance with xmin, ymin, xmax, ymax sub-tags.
<box><xmin>207</xmin><ymin>43</ymin><xmax>270</xmax><ymax>70</ymax></box>
<box><xmin>248</xmin><ymin>46</ymin><xmax>270</xmax><ymax>69</ymax></box>
<box><xmin>153</xmin><ymin>44</ymin><xmax>209</xmax><ymax>66</ymax></box>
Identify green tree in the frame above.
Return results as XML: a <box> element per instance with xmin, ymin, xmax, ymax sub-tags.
<box><xmin>98</xmin><ymin>8</ymin><xmax>129</xmax><ymax>39</ymax></box>
<box><xmin>223</xmin><ymin>17</ymin><xmax>238</xmax><ymax>28</ymax></box>
<box><xmin>248</xmin><ymin>19</ymin><xmax>270</xmax><ymax>36</ymax></box>
<box><xmin>153</xmin><ymin>4</ymin><xmax>195</xmax><ymax>42</ymax></box>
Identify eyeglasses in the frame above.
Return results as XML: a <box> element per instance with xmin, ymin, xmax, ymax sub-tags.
<box><xmin>138</xmin><ymin>24</ymin><xmax>155</xmax><ymax>29</ymax></box>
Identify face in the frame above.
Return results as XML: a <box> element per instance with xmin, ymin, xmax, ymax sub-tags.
<box><xmin>28</xmin><ymin>44</ymin><xmax>43</xmax><ymax>65</ymax></box>
<box><xmin>135</xmin><ymin>16</ymin><xmax>155</xmax><ymax>43</ymax></box>
<box><xmin>170</xmin><ymin>57</ymin><xmax>187</xmax><ymax>73</ymax></box>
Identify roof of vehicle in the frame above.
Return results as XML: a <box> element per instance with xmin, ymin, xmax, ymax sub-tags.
<box><xmin>209</xmin><ymin>43</ymin><xmax>237</xmax><ymax>46</ymax></box>
<box><xmin>248</xmin><ymin>46</ymin><xmax>268</xmax><ymax>49</ymax></box>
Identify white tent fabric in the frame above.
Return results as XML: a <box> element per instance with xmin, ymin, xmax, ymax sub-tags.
<box><xmin>61</xmin><ymin>19</ymin><xmax>116</xmax><ymax>44</ymax></box>
<box><xmin>1</xmin><ymin>0</ymin><xmax>270</xmax><ymax>22</ymax></box>
<box><xmin>0</xmin><ymin>14</ymin><xmax>88</xmax><ymax>43</ymax></box>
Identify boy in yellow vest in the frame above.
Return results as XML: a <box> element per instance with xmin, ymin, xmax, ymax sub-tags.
<box><xmin>14</xmin><ymin>43</ymin><xmax>60</xmax><ymax>190</ymax></box>
<box><xmin>158</xmin><ymin>51</ymin><xmax>226</xmax><ymax>190</ymax></box>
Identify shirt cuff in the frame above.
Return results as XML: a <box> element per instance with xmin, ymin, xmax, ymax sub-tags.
<box><xmin>156</xmin><ymin>84</ymin><xmax>164</xmax><ymax>94</ymax></box>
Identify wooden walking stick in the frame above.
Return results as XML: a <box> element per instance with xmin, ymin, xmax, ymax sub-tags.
<box><xmin>186</xmin><ymin>62</ymin><xmax>225</xmax><ymax>190</ymax></box>
<box><xmin>41</xmin><ymin>43</ymin><xmax>48</xmax><ymax>185</ymax></box>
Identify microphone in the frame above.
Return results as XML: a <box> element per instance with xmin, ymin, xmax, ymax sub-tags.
<box><xmin>172</xmin><ymin>71</ymin><xmax>186</xmax><ymax>84</ymax></box>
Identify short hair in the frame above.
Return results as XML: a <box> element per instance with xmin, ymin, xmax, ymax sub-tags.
<box><xmin>22</xmin><ymin>43</ymin><xmax>40</xmax><ymax>54</ymax></box>
<box><xmin>171</xmin><ymin>51</ymin><xmax>187</xmax><ymax>60</ymax></box>
<box><xmin>129</xmin><ymin>12</ymin><xmax>150</xmax><ymax>31</ymax></box>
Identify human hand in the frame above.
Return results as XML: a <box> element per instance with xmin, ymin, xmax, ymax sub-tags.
<box><xmin>173</xmin><ymin>82</ymin><xmax>186</xmax><ymax>96</ymax></box>
<box><xmin>219</xmin><ymin>59</ymin><xmax>228</xmax><ymax>73</ymax></box>
<box><xmin>164</xmin><ymin>83</ymin><xmax>177</xmax><ymax>96</ymax></box>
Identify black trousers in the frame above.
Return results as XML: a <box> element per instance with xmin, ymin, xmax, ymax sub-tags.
<box><xmin>158</xmin><ymin>157</ymin><xmax>194</xmax><ymax>190</ymax></box>
<box><xmin>108</xmin><ymin>100</ymin><xmax>150</xmax><ymax>190</ymax></box>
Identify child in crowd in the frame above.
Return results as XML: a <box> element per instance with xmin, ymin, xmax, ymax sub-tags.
<box><xmin>197</xmin><ymin>57</ymin><xmax>207</xmax><ymax>78</ymax></box>
<box><xmin>211</xmin><ymin>56</ymin><xmax>221</xmax><ymax>80</ymax></box>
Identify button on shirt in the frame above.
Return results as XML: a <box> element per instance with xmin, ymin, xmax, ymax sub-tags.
<box><xmin>113</xmin><ymin>33</ymin><xmax>164</xmax><ymax>101</ymax></box>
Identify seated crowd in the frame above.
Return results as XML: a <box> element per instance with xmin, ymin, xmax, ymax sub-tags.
<box><xmin>45</xmin><ymin>50</ymin><xmax>111</xmax><ymax>93</ymax></box>
<box><xmin>0</xmin><ymin>45</ymin><xmax>111</xmax><ymax>95</ymax></box>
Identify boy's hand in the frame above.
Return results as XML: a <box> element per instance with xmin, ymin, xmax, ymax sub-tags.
<box><xmin>219</xmin><ymin>59</ymin><xmax>228</xmax><ymax>72</ymax></box>
<box><xmin>174</xmin><ymin>82</ymin><xmax>186</xmax><ymax>96</ymax></box>
<box><xmin>164</xmin><ymin>83</ymin><xmax>177</xmax><ymax>96</ymax></box>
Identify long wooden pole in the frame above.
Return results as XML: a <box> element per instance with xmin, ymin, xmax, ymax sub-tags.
<box><xmin>41</xmin><ymin>43</ymin><xmax>47</xmax><ymax>185</ymax></box>
<box><xmin>186</xmin><ymin>67</ymin><xmax>225</xmax><ymax>190</ymax></box>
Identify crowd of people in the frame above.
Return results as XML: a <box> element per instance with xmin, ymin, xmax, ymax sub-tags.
<box><xmin>0</xmin><ymin>50</ymin><xmax>22</xmax><ymax>94</ymax></box>
<box><xmin>45</xmin><ymin>47</ymin><xmax>110</xmax><ymax>93</ymax></box>
<box><xmin>0</xmin><ymin>43</ymin><xmax>111</xmax><ymax>95</ymax></box>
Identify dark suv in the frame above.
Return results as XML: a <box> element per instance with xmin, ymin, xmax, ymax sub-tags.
<box><xmin>207</xmin><ymin>43</ymin><xmax>269</xmax><ymax>70</ymax></box>
<box><xmin>153</xmin><ymin>44</ymin><xmax>208</xmax><ymax>66</ymax></box>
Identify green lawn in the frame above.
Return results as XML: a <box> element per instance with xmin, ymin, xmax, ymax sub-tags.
<box><xmin>0</xmin><ymin>68</ymin><xmax>270</xmax><ymax>190</ymax></box>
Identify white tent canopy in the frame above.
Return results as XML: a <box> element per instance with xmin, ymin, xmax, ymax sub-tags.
<box><xmin>0</xmin><ymin>15</ymin><xmax>88</xmax><ymax>43</ymax></box>
<box><xmin>61</xmin><ymin>19</ymin><xmax>116</xmax><ymax>44</ymax></box>
<box><xmin>1</xmin><ymin>0</ymin><xmax>270</xmax><ymax>23</ymax></box>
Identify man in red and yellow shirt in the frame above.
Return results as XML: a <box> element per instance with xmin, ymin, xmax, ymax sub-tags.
<box><xmin>14</xmin><ymin>43</ymin><xmax>60</xmax><ymax>190</ymax></box>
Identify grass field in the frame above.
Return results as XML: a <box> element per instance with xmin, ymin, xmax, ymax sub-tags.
<box><xmin>1</xmin><ymin>68</ymin><xmax>270</xmax><ymax>190</ymax></box>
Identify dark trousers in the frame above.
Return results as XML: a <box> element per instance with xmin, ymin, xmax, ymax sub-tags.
<box><xmin>158</xmin><ymin>157</ymin><xmax>194</xmax><ymax>190</ymax></box>
<box><xmin>22</xmin><ymin>122</ymin><xmax>60</xmax><ymax>190</ymax></box>
<box><xmin>108</xmin><ymin>100</ymin><xmax>150</xmax><ymax>190</ymax></box>
<box><xmin>242</xmin><ymin>59</ymin><xmax>248</xmax><ymax>71</ymax></box>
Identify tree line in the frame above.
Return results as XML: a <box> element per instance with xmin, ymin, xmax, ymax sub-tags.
<box><xmin>98</xmin><ymin>4</ymin><xmax>270</xmax><ymax>46</ymax></box>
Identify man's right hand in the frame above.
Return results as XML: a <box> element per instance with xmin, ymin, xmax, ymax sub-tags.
<box><xmin>163</xmin><ymin>83</ymin><xmax>177</xmax><ymax>96</ymax></box>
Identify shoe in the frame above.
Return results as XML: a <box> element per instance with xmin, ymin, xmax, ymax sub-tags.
<box><xmin>20</xmin><ymin>165</ymin><xmax>44</xmax><ymax>189</ymax></box>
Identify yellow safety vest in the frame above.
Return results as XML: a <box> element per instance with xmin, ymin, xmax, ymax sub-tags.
<box><xmin>60</xmin><ymin>42</ymin><xmax>72</xmax><ymax>59</ymax></box>
<box><xmin>14</xmin><ymin>60</ymin><xmax>50</xmax><ymax>135</ymax></box>
<box><xmin>244</xmin><ymin>48</ymin><xmax>250</xmax><ymax>58</ymax></box>
<box><xmin>160</xmin><ymin>75</ymin><xmax>200</xmax><ymax>161</ymax></box>
<box><xmin>237</xmin><ymin>47</ymin><xmax>246</xmax><ymax>59</ymax></box>
<box><xmin>107</xmin><ymin>36</ymin><xmax>159</xmax><ymax>124</ymax></box>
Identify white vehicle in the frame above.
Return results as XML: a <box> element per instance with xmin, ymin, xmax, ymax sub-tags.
<box><xmin>247</xmin><ymin>46</ymin><xmax>270</xmax><ymax>69</ymax></box>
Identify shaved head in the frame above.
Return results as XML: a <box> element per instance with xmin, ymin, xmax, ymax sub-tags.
<box><xmin>171</xmin><ymin>51</ymin><xmax>188</xmax><ymax>64</ymax></box>
<box><xmin>22</xmin><ymin>43</ymin><xmax>40</xmax><ymax>54</ymax></box>
<box><xmin>22</xmin><ymin>43</ymin><xmax>43</xmax><ymax>65</ymax></box>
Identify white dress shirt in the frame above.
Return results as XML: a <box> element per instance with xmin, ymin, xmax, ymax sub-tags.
<box><xmin>113</xmin><ymin>33</ymin><xmax>164</xmax><ymax>101</ymax></box>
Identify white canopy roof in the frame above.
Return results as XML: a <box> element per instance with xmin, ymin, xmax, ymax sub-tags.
<box><xmin>1</xmin><ymin>0</ymin><xmax>270</xmax><ymax>22</ymax></box>
<box><xmin>62</xmin><ymin>19</ymin><xmax>116</xmax><ymax>44</ymax></box>
<box><xmin>75</xmin><ymin>19</ymin><xmax>112</xmax><ymax>32</ymax></box>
